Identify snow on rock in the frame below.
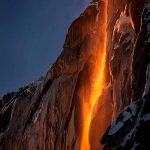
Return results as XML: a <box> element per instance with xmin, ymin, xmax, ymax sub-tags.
<box><xmin>0</xmin><ymin>76</ymin><xmax>44</xmax><ymax>136</ymax></box>
<box><xmin>144</xmin><ymin>63</ymin><xmax>150</xmax><ymax>95</ymax></box>
<box><xmin>101</xmin><ymin>93</ymin><xmax>150</xmax><ymax>149</ymax></box>
<box><xmin>141</xmin><ymin>113</ymin><xmax>150</xmax><ymax>121</ymax></box>
<box><xmin>101</xmin><ymin>3</ymin><xmax>150</xmax><ymax>149</ymax></box>
<box><xmin>109</xmin><ymin>7</ymin><xmax>134</xmax><ymax>117</ymax></box>
<box><xmin>113</xmin><ymin>11</ymin><xmax>131</xmax><ymax>35</ymax></box>
<box><xmin>102</xmin><ymin>64</ymin><xmax>150</xmax><ymax>149</ymax></box>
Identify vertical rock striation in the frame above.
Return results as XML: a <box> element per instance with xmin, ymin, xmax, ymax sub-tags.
<box><xmin>0</xmin><ymin>1</ymin><xmax>111</xmax><ymax>150</ymax></box>
<box><xmin>101</xmin><ymin>1</ymin><xmax>150</xmax><ymax>149</ymax></box>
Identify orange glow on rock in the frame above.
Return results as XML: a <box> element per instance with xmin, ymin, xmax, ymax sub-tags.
<box><xmin>79</xmin><ymin>1</ymin><xmax>108</xmax><ymax>150</ymax></box>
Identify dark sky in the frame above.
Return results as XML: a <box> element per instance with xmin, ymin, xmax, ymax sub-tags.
<box><xmin>0</xmin><ymin>0</ymin><xmax>89</xmax><ymax>96</ymax></box>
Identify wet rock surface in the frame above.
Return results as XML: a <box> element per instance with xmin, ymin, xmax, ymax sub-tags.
<box><xmin>101</xmin><ymin>63</ymin><xmax>150</xmax><ymax>149</ymax></box>
<box><xmin>101</xmin><ymin>2</ymin><xmax>150</xmax><ymax>149</ymax></box>
<box><xmin>0</xmin><ymin>1</ymin><xmax>110</xmax><ymax>150</ymax></box>
<box><xmin>109</xmin><ymin>12</ymin><xmax>135</xmax><ymax>116</ymax></box>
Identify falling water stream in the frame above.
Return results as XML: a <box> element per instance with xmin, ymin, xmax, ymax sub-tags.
<box><xmin>79</xmin><ymin>0</ymin><xmax>108</xmax><ymax>149</ymax></box>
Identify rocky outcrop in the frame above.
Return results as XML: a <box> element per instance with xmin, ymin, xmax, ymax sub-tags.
<box><xmin>0</xmin><ymin>80</ymin><xmax>40</xmax><ymax>135</ymax></box>
<box><xmin>106</xmin><ymin>0</ymin><xmax>149</xmax><ymax>116</ymax></box>
<box><xmin>106</xmin><ymin>0</ymin><xmax>135</xmax><ymax>117</ymax></box>
<box><xmin>101</xmin><ymin>93</ymin><xmax>150</xmax><ymax>149</ymax></box>
<box><xmin>101</xmin><ymin>2</ymin><xmax>150</xmax><ymax>149</ymax></box>
<box><xmin>132</xmin><ymin>3</ymin><xmax>150</xmax><ymax>100</ymax></box>
<box><xmin>101</xmin><ymin>63</ymin><xmax>150</xmax><ymax>149</ymax></box>
<box><xmin>0</xmin><ymin>1</ymin><xmax>111</xmax><ymax>150</ymax></box>
<box><xmin>109</xmin><ymin>11</ymin><xmax>135</xmax><ymax>116</ymax></box>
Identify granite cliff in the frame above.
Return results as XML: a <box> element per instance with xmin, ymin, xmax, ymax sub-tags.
<box><xmin>0</xmin><ymin>0</ymin><xmax>150</xmax><ymax>150</ymax></box>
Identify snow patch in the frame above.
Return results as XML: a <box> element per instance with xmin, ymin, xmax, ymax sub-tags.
<box><xmin>143</xmin><ymin>63</ymin><xmax>150</xmax><ymax>95</ymax></box>
<box><xmin>114</xmin><ymin>43</ymin><xmax>119</xmax><ymax>50</ymax></box>
<box><xmin>141</xmin><ymin>113</ymin><xmax>150</xmax><ymax>121</ymax></box>
<box><xmin>108</xmin><ymin>121</ymin><xmax>124</xmax><ymax>135</ymax></box>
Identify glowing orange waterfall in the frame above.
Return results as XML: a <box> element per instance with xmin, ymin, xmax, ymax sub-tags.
<box><xmin>79</xmin><ymin>1</ymin><xmax>108</xmax><ymax>150</ymax></box>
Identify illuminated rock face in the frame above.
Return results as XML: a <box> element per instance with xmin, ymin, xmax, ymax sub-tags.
<box><xmin>106</xmin><ymin>0</ymin><xmax>149</xmax><ymax>117</ymax></box>
<box><xmin>0</xmin><ymin>1</ymin><xmax>110</xmax><ymax>150</ymax></box>
<box><xmin>0</xmin><ymin>0</ymin><xmax>150</xmax><ymax>150</ymax></box>
<box><xmin>101</xmin><ymin>1</ymin><xmax>150</xmax><ymax>149</ymax></box>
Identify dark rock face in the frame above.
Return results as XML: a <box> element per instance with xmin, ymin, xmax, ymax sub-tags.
<box><xmin>106</xmin><ymin>0</ymin><xmax>136</xmax><ymax>117</ymax></box>
<box><xmin>106</xmin><ymin>0</ymin><xmax>150</xmax><ymax>117</ymax></box>
<box><xmin>0</xmin><ymin>92</ymin><xmax>17</xmax><ymax>108</ymax></box>
<box><xmin>101</xmin><ymin>2</ymin><xmax>150</xmax><ymax>149</ymax></box>
<box><xmin>101</xmin><ymin>63</ymin><xmax>150</xmax><ymax>149</ymax></box>
<box><xmin>129</xmin><ymin>0</ymin><xmax>146</xmax><ymax>34</ymax></box>
<box><xmin>109</xmin><ymin>12</ymin><xmax>135</xmax><ymax>116</ymax></box>
<box><xmin>101</xmin><ymin>94</ymin><xmax>150</xmax><ymax>149</ymax></box>
<box><xmin>132</xmin><ymin>3</ymin><xmax>150</xmax><ymax>100</ymax></box>
<box><xmin>0</xmin><ymin>81</ymin><xmax>40</xmax><ymax>135</ymax></box>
